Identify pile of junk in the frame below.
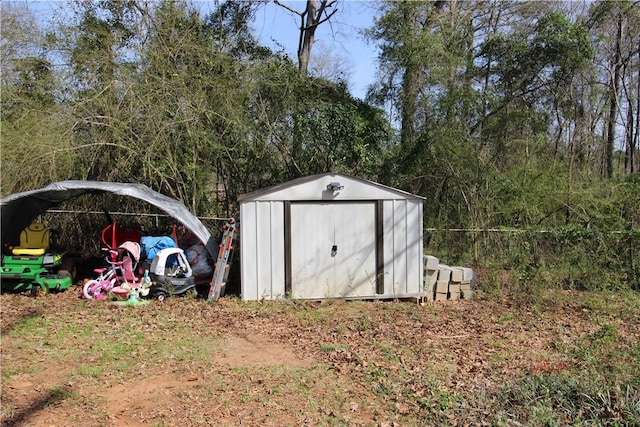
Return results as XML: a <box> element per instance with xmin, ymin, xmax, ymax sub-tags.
<box><xmin>79</xmin><ymin>220</ymin><xmax>215</xmax><ymax>302</ymax></box>
<box><xmin>1</xmin><ymin>218</ymin><xmax>216</xmax><ymax>301</ymax></box>
<box><xmin>0</xmin><ymin>181</ymin><xmax>234</xmax><ymax>301</ymax></box>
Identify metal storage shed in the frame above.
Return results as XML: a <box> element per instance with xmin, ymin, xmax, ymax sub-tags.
<box><xmin>238</xmin><ymin>172</ymin><xmax>425</xmax><ymax>301</ymax></box>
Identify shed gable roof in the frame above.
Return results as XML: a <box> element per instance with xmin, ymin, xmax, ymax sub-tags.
<box><xmin>238</xmin><ymin>173</ymin><xmax>425</xmax><ymax>202</ymax></box>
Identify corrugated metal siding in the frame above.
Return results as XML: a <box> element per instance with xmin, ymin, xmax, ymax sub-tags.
<box><xmin>381</xmin><ymin>199</ymin><xmax>424</xmax><ymax>297</ymax></box>
<box><xmin>240</xmin><ymin>200</ymin><xmax>285</xmax><ymax>300</ymax></box>
<box><xmin>406</xmin><ymin>201</ymin><xmax>423</xmax><ymax>294</ymax></box>
<box><xmin>393</xmin><ymin>200</ymin><xmax>408</xmax><ymax>294</ymax></box>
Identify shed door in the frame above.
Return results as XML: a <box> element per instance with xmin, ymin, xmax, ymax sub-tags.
<box><xmin>290</xmin><ymin>202</ymin><xmax>377</xmax><ymax>299</ymax></box>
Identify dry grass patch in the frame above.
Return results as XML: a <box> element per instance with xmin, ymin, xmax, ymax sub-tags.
<box><xmin>1</xmin><ymin>287</ymin><xmax>639</xmax><ymax>426</ymax></box>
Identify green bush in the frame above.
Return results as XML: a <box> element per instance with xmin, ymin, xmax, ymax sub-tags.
<box><xmin>498</xmin><ymin>374</ymin><xmax>640</xmax><ymax>426</ymax></box>
<box><xmin>425</xmin><ymin>226</ymin><xmax>639</xmax><ymax>292</ymax></box>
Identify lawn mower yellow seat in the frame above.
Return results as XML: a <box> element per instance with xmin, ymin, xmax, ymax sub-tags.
<box><xmin>11</xmin><ymin>223</ymin><xmax>51</xmax><ymax>256</ymax></box>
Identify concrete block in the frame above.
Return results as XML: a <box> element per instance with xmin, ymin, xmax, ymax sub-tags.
<box><xmin>436</xmin><ymin>280</ymin><xmax>449</xmax><ymax>293</ymax></box>
<box><xmin>424</xmin><ymin>255</ymin><xmax>439</xmax><ymax>270</ymax></box>
<box><xmin>437</xmin><ymin>265</ymin><xmax>452</xmax><ymax>281</ymax></box>
<box><xmin>462</xmin><ymin>267</ymin><xmax>476</xmax><ymax>281</ymax></box>
<box><xmin>449</xmin><ymin>284</ymin><xmax>461</xmax><ymax>301</ymax></box>
<box><xmin>429</xmin><ymin>271</ymin><xmax>438</xmax><ymax>286</ymax></box>
<box><xmin>425</xmin><ymin>269</ymin><xmax>438</xmax><ymax>287</ymax></box>
<box><xmin>424</xmin><ymin>279</ymin><xmax>435</xmax><ymax>301</ymax></box>
<box><xmin>434</xmin><ymin>292</ymin><xmax>448</xmax><ymax>301</ymax></box>
<box><xmin>460</xmin><ymin>283</ymin><xmax>473</xmax><ymax>299</ymax></box>
<box><xmin>450</xmin><ymin>268</ymin><xmax>464</xmax><ymax>282</ymax></box>
<box><xmin>451</xmin><ymin>267</ymin><xmax>475</xmax><ymax>282</ymax></box>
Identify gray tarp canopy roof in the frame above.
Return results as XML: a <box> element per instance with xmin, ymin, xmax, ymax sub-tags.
<box><xmin>0</xmin><ymin>180</ymin><xmax>216</xmax><ymax>258</ymax></box>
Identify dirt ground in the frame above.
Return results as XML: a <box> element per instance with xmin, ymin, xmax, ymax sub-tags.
<box><xmin>1</xmin><ymin>285</ymin><xmax>638</xmax><ymax>426</ymax></box>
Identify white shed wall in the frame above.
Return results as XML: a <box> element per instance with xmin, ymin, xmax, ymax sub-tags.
<box><xmin>382</xmin><ymin>199</ymin><xmax>424</xmax><ymax>297</ymax></box>
<box><xmin>239</xmin><ymin>200</ymin><xmax>286</xmax><ymax>300</ymax></box>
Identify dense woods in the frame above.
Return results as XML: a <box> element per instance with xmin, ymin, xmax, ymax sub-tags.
<box><xmin>1</xmin><ymin>0</ymin><xmax>639</xmax><ymax>290</ymax></box>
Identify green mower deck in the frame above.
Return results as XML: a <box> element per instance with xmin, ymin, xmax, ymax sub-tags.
<box><xmin>1</xmin><ymin>254</ymin><xmax>73</xmax><ymax>295</ymax></box>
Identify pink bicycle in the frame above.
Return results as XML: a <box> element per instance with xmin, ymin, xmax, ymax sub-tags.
<box><xmin>82</xmin><ymin>249</ymin><xmax>125</xmax><ymax>299</ymax></box>
<box><xmin>82</xmin><ymin>242</ymin><xmax>141</xmax><ymax>299</ymax></box>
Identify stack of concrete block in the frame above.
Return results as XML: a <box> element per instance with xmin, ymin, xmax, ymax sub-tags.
<box><xmin>451</xmin><ymin>266</ymin><xmax>475</xmax><ymax>300</ymax></box>
<box><xmin>423</xmin><ymin>255</ymin><xmax>439</xmax><ymax>301</ymax></box>
<box><xmin>435</xmin><ymin>264</ymin><xmax>452</xmax><ymax>301</ymax></box>
<box><xmin>423</xmin><ymin>255</ymin><xmax>475</xmax><ymax>302</ymax></box>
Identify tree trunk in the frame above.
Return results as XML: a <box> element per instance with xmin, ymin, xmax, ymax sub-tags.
<box><xmin>605</xmin><ymin>10</ymin><xmax>623</xmax><ymax>178</ymax></box>
<box><xmin>298</xmin><ymin>0</ymin><xmax>318</xmax><ymax>74</ymax></box>
<box><xmin>399</xmin><ymin>1</ymin><xmax>419</xmax><ymax>151</ymax></box>
<box><xmin>633</xmin><ymin>38</ymin><xmax>640</xmax><ymax>174</ymax></box>
<box><xmin>399</xmin><ymin>1</ymin><xmax>445</xmax><ymax>150</ymax></box>
<box><xmin>275</xmin><ymin>0</ymin><xmax>337</xmax><ymax>75</ymax></box>
<box><xmin>626</xmin><ymin>94</ymin><xmax>634</xmax><ymax>174</ymax></box>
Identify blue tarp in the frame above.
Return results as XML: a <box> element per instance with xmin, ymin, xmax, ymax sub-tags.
<box><xmin>140</xmin><ymin>236</ymin><xmax>176</xmax><ymax>263</ymax></box>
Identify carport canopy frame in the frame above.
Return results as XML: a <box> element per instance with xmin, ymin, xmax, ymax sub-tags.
<box><xmin>0</xmin><ymin>180</ymin><xmax>217</xmax><ymax>258</ymax></box>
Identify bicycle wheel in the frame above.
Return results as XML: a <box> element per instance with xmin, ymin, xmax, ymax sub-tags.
<box><xmin>82</xmin><ymin>279</ymin><xmax>102</xmax><ymax>299</ymax></box>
